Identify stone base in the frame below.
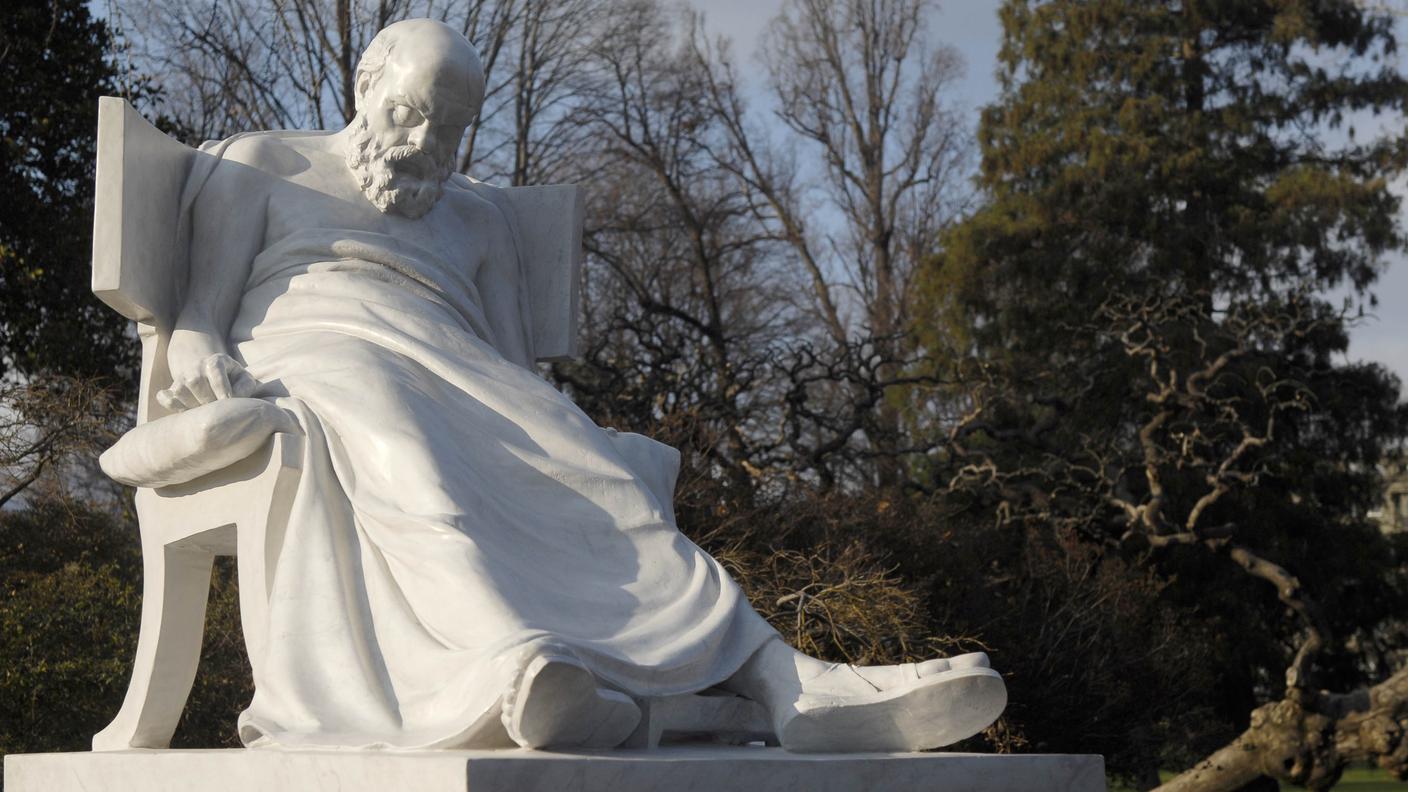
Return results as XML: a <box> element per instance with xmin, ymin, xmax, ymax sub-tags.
<box><xmin>5</xmin><ymin>747</ymin><xmax>1105</xmax><ymax>791</ymax></box>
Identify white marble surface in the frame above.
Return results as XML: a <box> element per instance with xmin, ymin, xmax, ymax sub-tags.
<box><xmin>6</xmin><ymin>748</ymin><xmax>1106</xmax><ymax>792</ymax></box>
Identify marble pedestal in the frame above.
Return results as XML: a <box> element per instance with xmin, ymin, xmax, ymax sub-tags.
<box><xmin>5</xmin><ymin>747</ymin><xmax>1105</xmax><ymax>792</ymax></box>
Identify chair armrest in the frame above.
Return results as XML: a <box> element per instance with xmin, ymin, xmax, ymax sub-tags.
<box><xmin>101</xmin><ymin>398</ymin><xmax>301</xmax><ymax>489</ymax></box>
<box><xmin>140</xmin><ymin>432</ymin><xmax>303</xmax><ymax>553</ymax></box>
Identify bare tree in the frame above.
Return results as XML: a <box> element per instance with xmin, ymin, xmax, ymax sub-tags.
<box><xmin>0</xmin><ymin>376</ymin><xmax>122</xmax><ymax>509</ymax></box>
<box><xmin>553</xmin><ymin>0</ymin><xmax>803</xmax><ymax>489</ymax></box>
<box><xmin>688</xmin><ymin>0</ymin><xmax>973</xmax><ymax>485</ymax></box>
<box><xmin>468</xmin><ymin>0</ymin><xmax>605</xmax><ymax>184</ymax></box>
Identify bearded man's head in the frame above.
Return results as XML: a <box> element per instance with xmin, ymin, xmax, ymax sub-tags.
<box><xmin>345</xmin><ymin>114</ymin><xmax>453</xmax><ymax>218</ymax></box>
<box><xmin>344</xmin><ymin>20</ymin><xmax>484</xmax><ymax>219</ymax></box>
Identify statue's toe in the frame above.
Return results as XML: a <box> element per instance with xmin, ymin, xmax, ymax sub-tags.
<box><xmin>804</xmin><ymin>651</ymin><xmax>993</xmax><ymax>696</ymax></box>
<box><xmin>916</xmin><ymin>657</ymin><xmax>951</xmax><ymax>676</ymax></box>
<box><xmin>947</xmin><ymin>651</ymin><xmax>990</xmax><ymax>670</ymax></box>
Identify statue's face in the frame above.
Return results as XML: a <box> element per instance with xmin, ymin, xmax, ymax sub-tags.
<box><xmin>346</xmin><ymin>56</ymin><xmax>478</xmax><ymax>218</ymax></box>
<box><xmin>361</xmin><ymin>59</ymin><xmax>475</xmax><ymax>172</ymax></box>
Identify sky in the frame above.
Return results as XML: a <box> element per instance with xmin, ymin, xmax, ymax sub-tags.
<box><xmin>703</xmin><ymin>0</ymin><xmax>1408</xmax><ymax>385</ymax></box>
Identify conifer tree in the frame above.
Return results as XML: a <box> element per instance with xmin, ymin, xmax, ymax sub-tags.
<box><xmin>929</xmin><ymin>0</ymin><xmax>1408</xmax><ymax>356</ymax></box>
<box><xmin>919</xmin><ymin>2</ymin><xmax>1408</xmax><ymax>787</ymax></box>
<box><xmin>0</xmin><ymin>0</ymin><xmax>137</xmax><ymax>384</ymax></box>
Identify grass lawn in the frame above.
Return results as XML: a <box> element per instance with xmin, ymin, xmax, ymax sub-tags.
<box><xmin>1281</xmin><ymin>767</ymin><xmax>1406</xmax><ymax>790</ymax></box>
<box><xmin>1113</xmin><ymin>767</ymin><xmax>1406</xmax><ymax>790</ymax></box>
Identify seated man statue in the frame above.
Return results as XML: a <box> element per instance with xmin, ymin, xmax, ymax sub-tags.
<box><xmin>156</xmin><ymin>18</ymin><xmax>1005</xmax><ymax>753</ymax></box>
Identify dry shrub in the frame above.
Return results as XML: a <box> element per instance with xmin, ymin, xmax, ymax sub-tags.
<box><xmin>715</xmin><ymin>539</ymin><xmax>941</xmax><ymax>666</ymax></box>
<box><xmin>670</xmin><ymin>451</ymin><xmax>982</xmax><ymax>667</ymax></box>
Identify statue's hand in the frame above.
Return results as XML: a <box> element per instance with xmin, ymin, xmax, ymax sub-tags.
<box><xmin>158</xmin><ymin>351</ymin><xmax>260</xmax><ymax>412</ymax></box>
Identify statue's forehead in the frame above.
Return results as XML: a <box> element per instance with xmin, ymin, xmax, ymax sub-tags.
<box><xmin>383</xmin><ymin>59</ymin><xmax>477</xmax><ymax>127</ymax></box>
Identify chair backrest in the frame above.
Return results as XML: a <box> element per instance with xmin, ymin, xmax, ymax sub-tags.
<box><xmin>497</xmin><ymin>184</ymin><xmax>583</xmax><ymax>364</ymax></box>
<box><xmin>91</xmin><ymin>97</ymin><xmax>583</xmax><ymax>422</ymax></box>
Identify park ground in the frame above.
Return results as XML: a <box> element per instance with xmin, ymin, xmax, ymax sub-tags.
<box><xmin>1112</xmin><ymin>768</ymin><xmax>1407</xmax><ymax>790</ymax></box>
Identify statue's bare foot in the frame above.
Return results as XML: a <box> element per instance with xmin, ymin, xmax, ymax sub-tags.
<box><xmin>723</xmin><ymin>638</ymin><xmax>1006</xmax><ymax>753</ymax></box>
<box><xmin>502</xmin><ymin>652</ymin><xmax>641</xmax><ymax>750</ymax></box>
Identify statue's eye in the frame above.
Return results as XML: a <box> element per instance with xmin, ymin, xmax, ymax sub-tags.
<box><xmin>392</xmin><ymin>104</ymin><xmax>424</xmax><ymax>127</ymax></box>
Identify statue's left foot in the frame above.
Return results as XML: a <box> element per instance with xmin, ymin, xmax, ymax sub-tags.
<box><xmin>778</xmin><ymin>665</ymin><xmax>1006</xmax><ymax>753</ymax></box>
<box><xmin>797</xmin><ymin>652</ymin><xmax>992</xmax><ymax>697</ymax></box>
<box><xmin>720</xmin><ymin>638</ymin><xmax>1006</xmax><ymax>753</ymax></box>
<box><xmin>503</xmin><ymin>652</ymin><xmax>641</xmax><ymax>750</ymax></box>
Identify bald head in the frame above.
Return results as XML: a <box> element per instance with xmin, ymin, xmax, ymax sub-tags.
<box><xmin>344</xmin><ymin>20</ymin><xmax>484</xmax><ymax>218</ymax></box>
<box><xmin>355</xmin><ymin>19</ymin><xmax>485</xmax><ymax>118</ymax></box>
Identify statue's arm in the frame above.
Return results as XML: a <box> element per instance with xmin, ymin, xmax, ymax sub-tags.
<box><xmin>162</xmin><ymin>138</ymin><xmax>274</xmax><ymax>409</ymax></box>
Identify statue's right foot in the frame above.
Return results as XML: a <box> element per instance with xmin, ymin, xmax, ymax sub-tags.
<box><xmin>503</xmin><ymin>652</ymin><xmax>641</xmax><ymax>750</ymax></box>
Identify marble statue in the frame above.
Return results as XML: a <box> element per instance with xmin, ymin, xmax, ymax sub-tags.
<box><xmin>98</xmin><ymin>18</ymin><xmax>1006</xmax><ymax>754</ymax></box>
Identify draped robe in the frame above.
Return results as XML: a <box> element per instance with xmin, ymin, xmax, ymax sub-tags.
<box><xmin>198</xmin><ymin>137</ymin><xmax>777</xmax><ymax>749</ymax></box>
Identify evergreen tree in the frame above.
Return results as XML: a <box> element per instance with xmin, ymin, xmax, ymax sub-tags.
<box><xmin>929</xmin><ymin>0</ymin><xmax>1407</xmax><ymax>353</ymax></box>
<box><xmin>918</xmin><ymin>1</ymin><xmax>1408</xmax><ymax>786</ymax></box>
<box><xmin>0</xmin><ymin>0</ymin><xmax>137</xmax><ymax>384</ymax></box>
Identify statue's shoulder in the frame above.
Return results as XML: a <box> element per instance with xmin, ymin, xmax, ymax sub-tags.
<box><xmin>205</xmin><ymin>131</ymin><xmax>323</xmax><ymax>184</ymax></box>
<box><xmin>189</xmin><ymin>132</ymin><xmax>327</xmax><ymax>218</ymax></box>
<box><xmin>446</xmin><ymin>173</ymin><xmax>505</xmax><ymax>203</ymax></box>
<box><xmin>445</xmin><ymin>174</ymin><xmax>516</xmax><ymax>234</ymax></box>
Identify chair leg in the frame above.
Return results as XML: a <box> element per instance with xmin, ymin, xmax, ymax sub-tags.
<box><xmin>92</xmin><ymin>535</ymin><xmax>215</xmax><ymax>751</ymax></box>
<box><xmin>234</xmin><ymin>437</ymin><xmax>301</xmax><ymax>684</ymax></box>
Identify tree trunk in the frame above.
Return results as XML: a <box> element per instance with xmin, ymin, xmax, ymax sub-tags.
<box><xmin>1156</xmin><ymin>668</ymin><xmax>1408</xmax><ymax>792</ymax></box>
<box><xmin>337</xmin><ymin>0</ymin><xmax>354</xmax><ymax>124</ymax></box>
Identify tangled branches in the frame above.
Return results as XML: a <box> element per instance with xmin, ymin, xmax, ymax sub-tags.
<box><xmin>0</xmin><ymin>375</ymin><xmax>124</xmax><ymax>508</ymax></box>
<box><xmin>941</xmin><ymin>290</ymin><xmax>1408</xmax><ymax>789</ymax></box>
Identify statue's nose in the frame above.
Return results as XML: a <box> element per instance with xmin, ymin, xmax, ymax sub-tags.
<box><xmin>408</xmin><ymin>123</ymin><xmax>437</xmax><ymax>153</ymax></box>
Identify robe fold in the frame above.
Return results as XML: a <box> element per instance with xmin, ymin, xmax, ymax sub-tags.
<box><xmin>225</xmin><ymin>215</ymin><xmax>776</xmax><ymax>749</ymax></box>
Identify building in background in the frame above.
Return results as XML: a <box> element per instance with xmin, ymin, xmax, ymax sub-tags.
<box><xmin>1372</xmin><ymin>457</ymin><xmax>1408</xmax><ymax>533</ymax></box>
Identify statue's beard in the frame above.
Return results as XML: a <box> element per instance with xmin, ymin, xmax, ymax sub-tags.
<box><xmin>345</xmin><ymin>115</ymin><xmax>452</xmax><ymax>219</ymax></box>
